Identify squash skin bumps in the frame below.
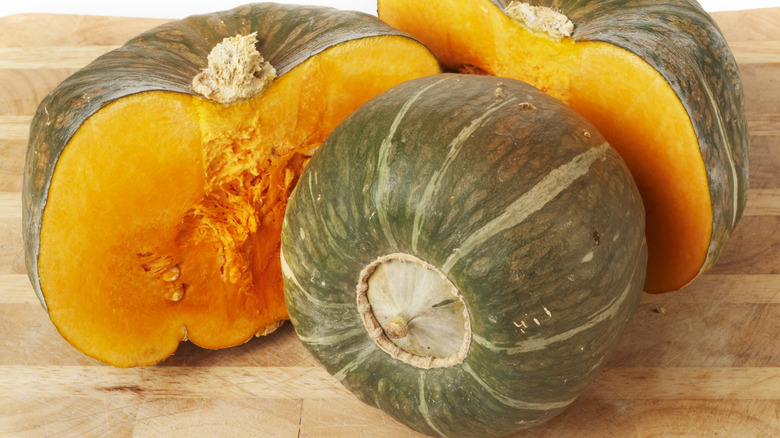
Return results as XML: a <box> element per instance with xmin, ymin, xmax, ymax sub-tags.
<box><xmin>282</xmin><ymin>74</ymin><xmax>647</xmax><ymax>437</ymax></box>
<box><xmin>22</xmin><ymin>3</ymin><xmax>440</xmax><ymax>367</ymax></box>
<box><xmin>378</xmin><ymin>0</ymin><xmax>749</xmax><ymax>293</ymax></box>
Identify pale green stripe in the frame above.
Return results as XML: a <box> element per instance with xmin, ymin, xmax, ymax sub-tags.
<box><xmin>699</xmin><ymin>73</ymin><xmax>740</xmax><ymax>230</ymax></box>
<box><xmin>332</xmin><ymin>347</ymin><xmax>374</xmax><ymax>382</ymax></box>
<box><xmin>462</xmin><ymin>362</ymin><xmax>576</xmax><ymax>410</ymax></box>
<box><xmin>412</xmin><ymin>95</ymin><xmax>519</xmax><ymax>252</ymax></box>
<box><xmin>280</xmin><ymin>247</ymin><xmax>348</xmax><ymax>309</ymax></box>
<box><xmin>296</xmin><ymin>326</ymin><xmax>365</xmax><ymax>347</ymax></box>
<box><xmin>442</xmin><ymin>143</ymin><xmax>610</xmax><ymax>273</ymax></box>
<box><xmin>375</xmin><ymin>76</ymin><xmax>452</xmax><ymax>250</ymax></box>
<box><xmin>418</xmin><ymin>371</ymin><xmax>447</xmax><ymax>437</ymax></box>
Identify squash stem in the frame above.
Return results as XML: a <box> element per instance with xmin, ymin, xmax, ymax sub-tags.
<box><xmin>385</xmin><ymin>316</ymin><xmax>409</xmax><ymax>339</ymax></box>
<box><xmin>192</xmin><ymin>32</ymin><xmax>276</xmax><ymax>104</ymax></box>
<box><xmin>356</xmin><ymin>253</ymin><xmax>471</xmax><ymax>369</ymax></box>
<box><xmin>505</xmin><ymin>1</ymin><xmax>573</xmax><ymax>40</ymax></box>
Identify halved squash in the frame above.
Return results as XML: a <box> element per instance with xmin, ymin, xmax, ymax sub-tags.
<box><xmin>22</xmin><ymin>3</ymin><xmax>440</xmax><ymax>367</ymax></box>
<box><xmin>378</xmin><ymin>0</ymin><xmax>749</xmax><ymax>293</ymax></box>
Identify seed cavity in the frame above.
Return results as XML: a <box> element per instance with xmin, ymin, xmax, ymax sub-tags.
<box><xmin>138</xmin><ymin>252</ymin><xmax>186</xmax><ymax>301</ymax></box>
<box><xmin>166</xmin><ymin>284</ymin><xmax>186</xmax><ymax>302</ymax></box>
<box><xmin>161</xmin><ymin>265</ymin><xmax>181</xmax><ymax>282</ymax></box>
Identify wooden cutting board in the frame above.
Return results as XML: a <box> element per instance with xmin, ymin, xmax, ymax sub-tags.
<box><xmin>1</xmin><ymin>7</ymin><xmax>779</xmax><ymax>437</ymax></box>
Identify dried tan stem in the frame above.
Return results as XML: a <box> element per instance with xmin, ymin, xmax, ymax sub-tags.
<box><xmin>192</xmin><ymin>32</ymin><xmax>276</xmax><ymax>104</ymax></box>
<box><xmin>505</xmin><ymin>1</ymin><xmax>574</xmax><ymax>40</ymax></box>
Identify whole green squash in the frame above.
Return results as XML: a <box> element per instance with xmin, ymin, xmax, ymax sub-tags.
<box><xmin>281</xmin><ymin>74</ymin><xmax>647</xmax><ymax>437</ymax></box>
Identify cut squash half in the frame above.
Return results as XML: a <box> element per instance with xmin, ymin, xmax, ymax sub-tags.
<box><xmin>379</xmin><ymin>0</ymin><xmax>749</xmax><ymax>292</ymax></box>
<box><xmin>24</xmin><ymin>4</ymin><xmax>440</xmax><ymax>367</ymax></box>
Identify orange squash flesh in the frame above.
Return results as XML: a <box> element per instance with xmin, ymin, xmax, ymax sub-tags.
<box><xmin>378</xmin><ymin>0</ymin><xmax>712</xmax><ymax>293</ymax></box>
<box><xmin>38</xmin><ymin>36</ymin><xmax>441</xmax><ymax>367</ymax></box>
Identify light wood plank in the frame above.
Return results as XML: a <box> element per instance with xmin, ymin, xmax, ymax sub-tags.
<box><xmin>521</xmin><ymin>399</ymin><xmax>780</xmax><ymax>437</ymax></box>
<box><xmin>0</xmin><ymin>144</ymin><xmax>25</xmax><ymax>192</ymax></box>
<box><xmin>642</xmin><ymin>274</ymin><xmax>780</xmax><ymax>304</ymax></box>
<box><xmin>0</xmin><ymin>68</ymin><xmax>76</xmax><ymax>116</ymax></box>
<box><xmin>729</xmin><ymin>41</ymin><xmax>780</xmax><ymax>65</ymax></box>
<box><xmin>613</xmin><ymin>301</ymin><xmax>780</xmax><ymax>368</ymax></box>
<box><xmin>710</xmin><ymin>215</ymin><xmax>780</xmax><ymax>274</ymax></box>
<box><xmin>4</xmin><ymin>364</ymin><xmax>780</xmax><ymax>401</ymax></box>
<box><xmin>712</xmin><ymin>7</ymin><xmax>780</xmax><ymax>41</ymax></box>
<box><xmin>750</xmin><ymin>136</ymin><xmax>780</xmax><ymax>190</ymax></box>
<box><xmin>747</xmin><ymin>112</ymin><xmax>780</xmax><ymax>136</ymax></box>
<box><xmin>739</xmin><ymin>63</ymin><xmax>780</xmax><ymax>115</ymax></box>
<box><xmin>0</xmin><ymin>14</ymin><xmax>169</xmax><ymax>48</ymax></box>
<box><xmin>0</xmin><ymin>365</ymin><xmax>350</xmax><ymax>399</ymax></box>
<box><xmin>133</xmin><ymin>398</ymin><xmax>302</xmax><ymax>438</ymax></box>
<box><xmin>0</xmin><ymin>217</ymin><xmax>24</xmax><ymax>276</ymax></box>
<box><xmin>0</xmin><ymin>191</ymin><xmax>22</xmax><ymax>218</ymax></box>
<box><xmin>0</xmin><ymin>46</ymin><xmax>117</xmax><ymax>70</ymax></box>
<box><xmin>745</xmin><ymin>188</ymin><xmax>780</xmax><ymax>216</ymax></box>
<box><xmin>301</xmin><ymin>397</ymin><xmax>428</xmax><ymax>438</ymax></box>
<box><xmin>0</xmin><ymin>115</ymin><xmax>30</xmax><ymax>141</ymax></box>
<box><xmin>0</xmin><ymin>396</ymin><xmax>138</xmax><ymax>437</ymax></box>
<box><xmin>589</xmin><ymin>367</ymin><xmax>780</xmax><ymax>400</ymax></box>
<box><xmin>0</xmin><ymin>274</ymin><xmax>35</xmax><ymax>304</ymax></box>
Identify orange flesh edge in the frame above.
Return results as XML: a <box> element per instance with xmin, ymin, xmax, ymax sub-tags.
<box><xmin>378</xmin><ymin>0</ymin><xmax>713</xmax><ymax>293</ymax></box>
<box><xmin>38</xmin><ymin>35</ymin><xmax>441</xmax><ymax>367</ymax></box>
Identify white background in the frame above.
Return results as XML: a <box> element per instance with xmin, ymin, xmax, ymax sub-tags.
<box><xmin>1</xmin><ymin>0</ymin><xmax>780</xmax><ymax>18</ymax></box>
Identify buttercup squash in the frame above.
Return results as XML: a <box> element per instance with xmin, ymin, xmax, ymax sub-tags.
<box><xmin>282</xmin><ymin>74</ymin><xmax>647</xmax><ymax>437</ymax></box>
<box><xmin>378</xmin><ymin>0</ymin><xmax>749</xmax><ymax>293</ymax></box>
<box><xmin>22</xmin><ymin>3</ymin><xmax>440</xmax><ymax>367</ymax></box>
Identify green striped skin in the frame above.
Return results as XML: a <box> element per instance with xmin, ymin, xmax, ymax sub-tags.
<box><xmin>488</xmin><ymin>0</ymin><xmax>749</xmax><ymax>270</ymax></box>
<box><xmin>22</xmin><ymin>2</ymin><xmax>420</xmax><ymax>310</ymax></box>
<box><xmin>282</xmin><ymin>74</ymin><xmax>647</xmax><ymax>437</ymax></box>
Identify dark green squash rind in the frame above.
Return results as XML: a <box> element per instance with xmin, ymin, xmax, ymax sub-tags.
<box><xmin>23</xmin><ymin>3</ymin><xmax>425</xmax><ymax>310</ymax></box>
<box><xmin>282</xmin><ymin>74</ymin><xmax>647</xmax><ymax>437</ymax></box>
<box><xmin>490</xmin><ymin>0</ymin><xmax>749</xmax><ymax>279</ymax></box>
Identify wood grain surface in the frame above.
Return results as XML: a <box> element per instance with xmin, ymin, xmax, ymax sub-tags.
<box><xmin>1</xmin><ymin>7</ymin><xmax>779</xmax><ymax>437</ymax></box>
